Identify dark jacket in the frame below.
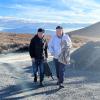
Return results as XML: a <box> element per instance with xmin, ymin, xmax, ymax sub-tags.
<box><xmin>29</xmin><ymin>34</ymin><xmax>48</xmax><ymax>59</ymax></box>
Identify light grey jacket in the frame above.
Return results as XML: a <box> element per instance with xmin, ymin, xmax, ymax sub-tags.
<box><xmin>48</xmin><ymin>34</ymin><xmax>72</xmax><ymax>61</ymax></box>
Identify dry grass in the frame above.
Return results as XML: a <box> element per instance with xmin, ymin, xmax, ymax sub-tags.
<box><xmin>0</xmin><ymin>32</ymin><xmax>51</xmax><ymax>53</ymax></box>
<box><xmin>71</xmin><ymin>35</ymin><xmax>91</xmax><ymax>48</ymax></box>
<box><xmin>0</xmin><ymin>32</ymin><xmax>91</xmax><ymax>53</ymax></box>
<box><xmin>0</xmin><ymin>32</ymin><xmax>33</xmax><ymax>53</ymax></box>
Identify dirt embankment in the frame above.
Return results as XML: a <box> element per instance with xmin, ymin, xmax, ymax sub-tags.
<box><xmin>71</xmin><ymin>41</ymin><xmax>100</xmax><ymax>71</ymax></box>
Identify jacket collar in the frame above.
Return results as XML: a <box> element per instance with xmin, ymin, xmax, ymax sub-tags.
<box><xmin>57</xmin><ymin>33</ymin><xmax>63</xmax><ymax>39</ymax></box>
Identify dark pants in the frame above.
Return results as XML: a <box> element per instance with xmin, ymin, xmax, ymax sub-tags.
<box><xmin>32</xmin><ymin>59</ymin><xmax>44</xmax><ymax>82</ymax></box>
<box><xmin>53</xmin><ymin>58</ymin><xmax>65</xmax><ymax>84</ymax></box>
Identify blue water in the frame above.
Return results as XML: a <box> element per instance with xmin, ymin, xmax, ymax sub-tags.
<box><xmin>0</xmin><ymin>22</ymin><xmax>90</xmax><ymax>35</ymax></box>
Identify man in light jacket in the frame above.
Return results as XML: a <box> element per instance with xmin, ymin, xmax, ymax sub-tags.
<box><xmin>48</xmin><ymin>26</ymin><xmax>72</xmax><ymax>88</ymax></box>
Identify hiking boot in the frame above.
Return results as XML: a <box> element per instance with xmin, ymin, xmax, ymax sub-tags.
<box><xmin>34</xmin><ymin>77</ymin><xmax>37</xmax><ymax>82</ymax></box>
<box><xmin>56</xmin><ymin>81</ymin><xmax>60</xmax><ymax>85</ymax></box>
<box><xmin>59</xmin><ymin>84</ymin><xmax>64</xmax><ymax>88</ymax></box>
<box><xmin>34</xmin><ymin>74</ymin><xmax>37</xmax><ymax>82</ymax></box>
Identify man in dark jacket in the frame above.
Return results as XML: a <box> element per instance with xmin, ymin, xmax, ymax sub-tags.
<box><xmin>29</xmin><ymin>28</ymin><xmax>48</xmax><ymax>86</ymax></box>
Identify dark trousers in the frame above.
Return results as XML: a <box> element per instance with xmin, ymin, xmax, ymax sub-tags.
<box><xmin>53</xmin><ymin>58</ymin><xmax>65</xmax><ymax>84</ymax></box>
<box><xmin>32</xmin><ymin>59</ymin><xmax>44</xmax><ymax>82</ymax></box>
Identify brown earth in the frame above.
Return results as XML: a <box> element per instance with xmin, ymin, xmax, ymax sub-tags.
<box><xmin>0</xmin><ymin>32</ymin><xmax>51</xmax><ymax>53</ymax></box>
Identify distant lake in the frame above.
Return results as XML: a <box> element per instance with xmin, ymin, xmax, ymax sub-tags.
<box><xmin>0</xmin><ymin>21</ymin><xmax>90</xmax><ymax>35</ymax></box>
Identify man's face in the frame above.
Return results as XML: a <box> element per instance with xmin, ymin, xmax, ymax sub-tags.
<box><xmin>56</xmin><ymin>29</ymin><xmax>63</xmax><ymax>37</ymax></box>
<box><xmin>37</xmin><ymin>32</ymin><xmax>44</xmax><ymax>38</ymax></box>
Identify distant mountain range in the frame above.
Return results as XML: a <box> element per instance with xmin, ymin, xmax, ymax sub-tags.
<box><xmin>68</xmin><ymin>22</ymin><xmax>100</xmax><ymax>38</ymax></box>
<box><xmin>0</xmin><ymin>18</ymin><xmax>89</xmax><ymax>35</ymax></box>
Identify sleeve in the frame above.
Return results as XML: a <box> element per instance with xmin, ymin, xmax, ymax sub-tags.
<box><xmin>44</xmin><ymin>40</ymin><xmax>48</xmax><ymax>58</ymax></box>
<box><xmin>65</xmin><ymin>34</ymin><xmax>72</xmax><ymax>48</ymax></box>
<box><xmin>29</xmin><ymin>38</ymin><xmax>35</xmax><ymax>58</ymax></box>
<box><xmin>48</xmin><ymin>37</ymin><xmax>55</xmax><ymax>55</ymax></box>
